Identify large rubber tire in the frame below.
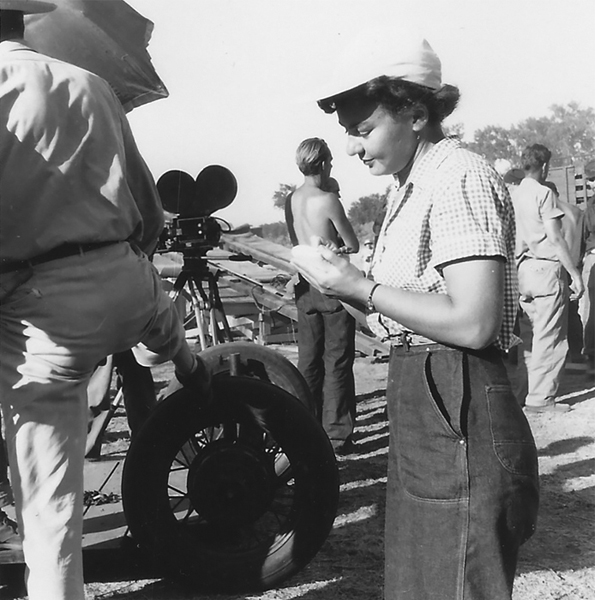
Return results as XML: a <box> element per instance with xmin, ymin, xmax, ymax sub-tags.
<box><xmin>198</xmin><ymin>342</ymin><xmax>315</xmax><ymax>414</ymax></box>
<box><xmin>121</xmin><ymin>376</ymin><xmax>339</xmax><ymax>592</ymax></box>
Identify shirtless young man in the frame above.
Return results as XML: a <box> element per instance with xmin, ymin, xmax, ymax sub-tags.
<box><xmin>285</xmin><ymin>138</ymin><xmax>360</xmax><ymax>453</ymax></box>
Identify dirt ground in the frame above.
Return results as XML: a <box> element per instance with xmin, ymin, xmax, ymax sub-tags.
<box><xmin>1</xmin><ymin>343</ymin><xmax>593</xmax><ymax>600</ymax></box>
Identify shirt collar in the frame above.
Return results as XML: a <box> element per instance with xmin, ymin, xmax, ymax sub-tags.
<box><xmin>393</xmin><ymin>136</ymin><xmax>462</xmax><ymax>192</ymax></box>
<box><xmin>0</xmin><ymin>40</ymin><xmax>36</xmax><ymax>57</ymax></box>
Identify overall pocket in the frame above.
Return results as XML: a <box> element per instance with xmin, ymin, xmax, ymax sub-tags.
<box><xmin>486</xmin><ymin>385</ymin><xmax>538</xmax><ymax>477</ymax></box>
<box><xmin>395</xmin><ymin>350</ymin><xmax>469</xmax><ymax>501</ymax></box>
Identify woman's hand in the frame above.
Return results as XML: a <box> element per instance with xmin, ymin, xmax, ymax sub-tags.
<box><xmin>291</xmin><ymin>242</ymin><xmax>367</xmax><ymax>302</ymax></box>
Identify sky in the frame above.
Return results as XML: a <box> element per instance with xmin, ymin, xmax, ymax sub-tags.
<box><xmin>123</xmin><ymin>0</ymin><xmax>595</xmax><ymax>227</ymax></box>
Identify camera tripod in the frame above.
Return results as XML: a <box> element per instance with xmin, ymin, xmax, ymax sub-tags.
<box><xmin>168</xmin><ymin>251</ymin><xmax>233</xmax><ymax>350</ymax></box>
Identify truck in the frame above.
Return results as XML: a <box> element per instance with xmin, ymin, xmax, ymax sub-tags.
<box><xmin>548</xmin><ymin>162</ymin><xmax>594</xmax><ymax>208</ymax></box>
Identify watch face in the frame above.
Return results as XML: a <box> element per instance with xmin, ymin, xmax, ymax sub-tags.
<box><xmin>367</xmin><ymin>283</ymin><xmax>380</xmax><ymax>311</ymax></box>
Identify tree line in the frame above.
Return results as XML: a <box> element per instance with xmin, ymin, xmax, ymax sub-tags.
<box><xmin>263</xmin><ymin>102</ymin><xmax>594</xmax><ymax>247</ymax></box>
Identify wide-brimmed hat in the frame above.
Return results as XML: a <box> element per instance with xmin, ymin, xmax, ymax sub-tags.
<box><xmin>503</xmin><ymin>168</ymin><xmax>525</xmax><ymax>185</ymax></box>
<box><xmin>0</xmin><ymin>0</ymin><xmax>56</xmax><ymax>14</ymax></box>
<box><xmin>313</xmin><ymin>25</ymin><xmax>442</xmax><ymax>102</ymax></box>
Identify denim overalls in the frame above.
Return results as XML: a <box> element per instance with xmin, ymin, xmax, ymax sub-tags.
<box><xmin>384</xmin><ymin>342</ymin><xmax>539</xmax><ymax>600</ymax></box>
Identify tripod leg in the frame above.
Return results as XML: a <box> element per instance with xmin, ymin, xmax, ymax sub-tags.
<box><xmin>209</xmin><ymin>307</ymin><xmax>221</xmax><ymax>344</ymax></box>
<box><xmin>187</xmin><ymin>279</ymin><xmax>209</xmax><ymax>350</ymax></box>
<box><xmin>165</xmin><ymin>271</ymin><xmax>196</xmax><ymax>332</ymax></box>
<box><xmin>195</xmin><ymin>307</ymin><xmax>208</xmax><ymax>350</ymax></box>
<box><xmin>190</xmin><ymin>273</ymin><xmax>226</xmax><ymax>347</ymax></box>
<box><xmin>214</xmin><ymin>306</ymin><xmax>233</xmax><ymax>342</ymax></box>
<box><xmin>209</xmin><ymin>272</ymin><xmax>233</xmax><ymax>343</ymax></box>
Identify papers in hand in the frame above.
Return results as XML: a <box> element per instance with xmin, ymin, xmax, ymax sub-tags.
<box><xmin>290</xmin><ymin>244</ymin><xmax>336</xmax><ymax>278</ymax></box>
<box><xmin>291</xmin><ymin>245</ymin><xmax>369</xmax><ymax>327</ymax></box>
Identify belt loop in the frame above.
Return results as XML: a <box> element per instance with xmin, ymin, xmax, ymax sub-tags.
<box><xmin>400</xmin><ymin>331</ymin><xmax>411</xmax><ymax>352</ymax></box>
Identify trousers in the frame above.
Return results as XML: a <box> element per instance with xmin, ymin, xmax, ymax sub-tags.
<box><xmin>0</xmin><ymin>429</ymin><xmax>10</xmax><ymax>507</ymax></box>
<box><xmin>87</xmin><ymin>349</ymin><xmax>157</xmax><ymax>439</ymax></box>
<box><xmin>294</xmin><ymin>278</ymin><xmax>356</xmax><ymax>444</ymax></box>
<box><xmin>0</xmin><ymin>242</ymin><xmax>186</xmax><ymax>600</ymax></box>
<box><xmin>384</xmin><ymin>343</ymin><xmax>539</xmax><ymax>600</ymax></box>
<box><xmin>579</xmin><ymin>251</ymin><xmax>595</xmax><ymax>359</ymax></box>
<box><xmin>518</xmin><ymin>258</ymin><xmax>569</xmax><ymax>407</ymax></box>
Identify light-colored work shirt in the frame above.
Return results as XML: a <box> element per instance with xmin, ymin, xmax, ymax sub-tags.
<box><xmin>512</xmin><ymin>177</ymin><xmax>564</xmax><ymax>263</ymax></box>
<box><xmin>582</xmin><ymin>200</ymin><xmax>595</xmax><ymax>255</ymax></box>
<box><xmin>367</xmin><ymin>137</ymin><xmax>518</xmax><ymax>351</ymax></box>
<box><xmin>0</xmin><ymin>41</ymin><xmax>164</xmax><ymax>262</ymax></box>
<box><xmin>557</xmin><ymin>199</ymin><xmax>584</xmax><ymax>267</ymax></box>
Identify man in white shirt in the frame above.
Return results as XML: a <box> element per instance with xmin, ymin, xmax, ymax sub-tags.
<box><xmin>0</xmin><ymin>4</ymin><xmax>211</xmax><ymax>598</ymax></box>
<box><xmin>512</xmin><ymin>145</ymin><xmax>584</xmax><ymax>413</ymax></box>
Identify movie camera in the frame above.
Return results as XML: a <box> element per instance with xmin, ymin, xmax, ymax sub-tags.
<box><xmin>156</xmin><ymin>165</ymin><xmax>238</xmax><ymax>255</ymax></box>
<box><xmin>154</xmin><ymin>165</ymin><xmax>239</xmax><ymax>348</ymax></box>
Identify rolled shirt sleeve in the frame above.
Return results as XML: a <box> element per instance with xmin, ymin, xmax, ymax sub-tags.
<box><xmin>430</xmin><ymin>169</ymin><xmax>510</xmax><ymax>272</ymax></box>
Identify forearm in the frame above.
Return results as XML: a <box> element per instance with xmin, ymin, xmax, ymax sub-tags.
<box><xmin>553</xmin><ymin>240</ymin><xmax>581</xmax><ymax>281</ymax></box>
<box><xmin>292</xmin><ymin>247</ymin><xmax>505</xmax><ymax>350</ymax></box>
<box><xmin>352</xmin><ymin>279</ymin><xmax>502</xmax><ymax>349</ymax></box>
<box><xmin>338</xmin><ymin>226</ymin><xmax>360</xmax><ymax>252</ymax></box>
<box><xmin>546</xmin><ymin>219</ymin><xmax>581</xmax><ymax>280</ymax></box>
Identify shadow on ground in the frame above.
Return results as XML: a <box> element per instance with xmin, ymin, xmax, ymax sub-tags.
<box><xmin>1</xmin><ymin>360</ymin><xmax>593</xmax><ymax>600</ymax></box>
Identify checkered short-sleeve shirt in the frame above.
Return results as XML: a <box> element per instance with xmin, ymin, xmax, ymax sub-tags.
<box><xmin>367</xmin><ymin>137</ymin><xmax>518</xmax><ymax>351</ymax></box>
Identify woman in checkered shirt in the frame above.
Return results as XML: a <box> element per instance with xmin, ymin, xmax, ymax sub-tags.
<box><xmin>291</xmin><ymin>26</ymin><xmax>539</xmax><ymax>600</ymax></box>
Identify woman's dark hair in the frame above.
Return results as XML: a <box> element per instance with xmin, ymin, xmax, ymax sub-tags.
<box><xmin>0</xmin><ymin>10</ymin><xmax>25</xmax><ymax>41</ymax></box>
<box><xmin>318</xmin><ymin>77</ymin><xmax>460</xmax><ymax>126</ymax></box>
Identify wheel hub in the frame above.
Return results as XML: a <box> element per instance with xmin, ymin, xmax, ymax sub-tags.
<box><xmin>187</xmin><ymin>440</ymin><xmax>274</xmax><ymax>527</ymax></box>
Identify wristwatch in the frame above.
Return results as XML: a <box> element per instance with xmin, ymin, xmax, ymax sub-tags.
<box><xmin>366</xmin><ymin>283</ymin><xmax>381</xmax><ymax>312</ymax></box>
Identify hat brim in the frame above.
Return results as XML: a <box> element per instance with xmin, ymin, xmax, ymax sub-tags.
<box><xmin>0</xmin><ymin>0</ymin><xmax>56</xmax><ymax>14</ymax></box>
<box><xmin>300</xmin><ymin>27</ymin><xmax>442</xmax><ymax>105</ymax></box>
<box><xmin>503</xmin><ymin>169</ymin><xmax>525</xmax><ymax>185</ymax></box>
<box><xmin>297</xmin><ymin>71</ymin><xmax>374</xmax><ymax>106</ymax></box>
<box><xmin>302</xmin><ymin>64</ymin><xmax>439</xmax><ymax>105</ymax></box>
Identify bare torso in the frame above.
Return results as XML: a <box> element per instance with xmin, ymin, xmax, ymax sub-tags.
<box><xmin>289</xmin><ymin>183</ymin><xmax>359</xmax><ymax>251</ymax></box>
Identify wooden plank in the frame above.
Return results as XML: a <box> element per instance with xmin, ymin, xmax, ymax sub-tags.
<box><xmin>162</xmin><ymin>232</ymin><xmax>389</xmax><ymax>356</ymax></box>
<box><xmin>220</xmin><ymin>233</ymin><xmax>296</xmax><ymax>274</ymax></box>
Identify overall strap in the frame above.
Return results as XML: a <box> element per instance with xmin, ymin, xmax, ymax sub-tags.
<box><xmin>284</xmin><ymin>192</ymin><xmax>299</xmax><ymax>246</ymax></box>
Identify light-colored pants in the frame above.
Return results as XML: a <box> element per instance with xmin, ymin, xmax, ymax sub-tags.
<box><xmin>518</xmin><ymin>258</ymin><xmax>569</xmax><ymax>407</ymax></box>
<box><xmin>579</xmin><ymin>251</ymin><xmax>595</xmax><ymax>359</ymax></box>
<box><xmin>0</xmin><ymin>242</ymin><xmax>185</xmax><ymax>600</ymax></box>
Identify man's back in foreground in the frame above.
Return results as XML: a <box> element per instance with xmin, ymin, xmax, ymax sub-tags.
<box><xmin>0</xmin><ymin>6</ymin><xmax>207</xmax><ymax>599</ymax></box>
